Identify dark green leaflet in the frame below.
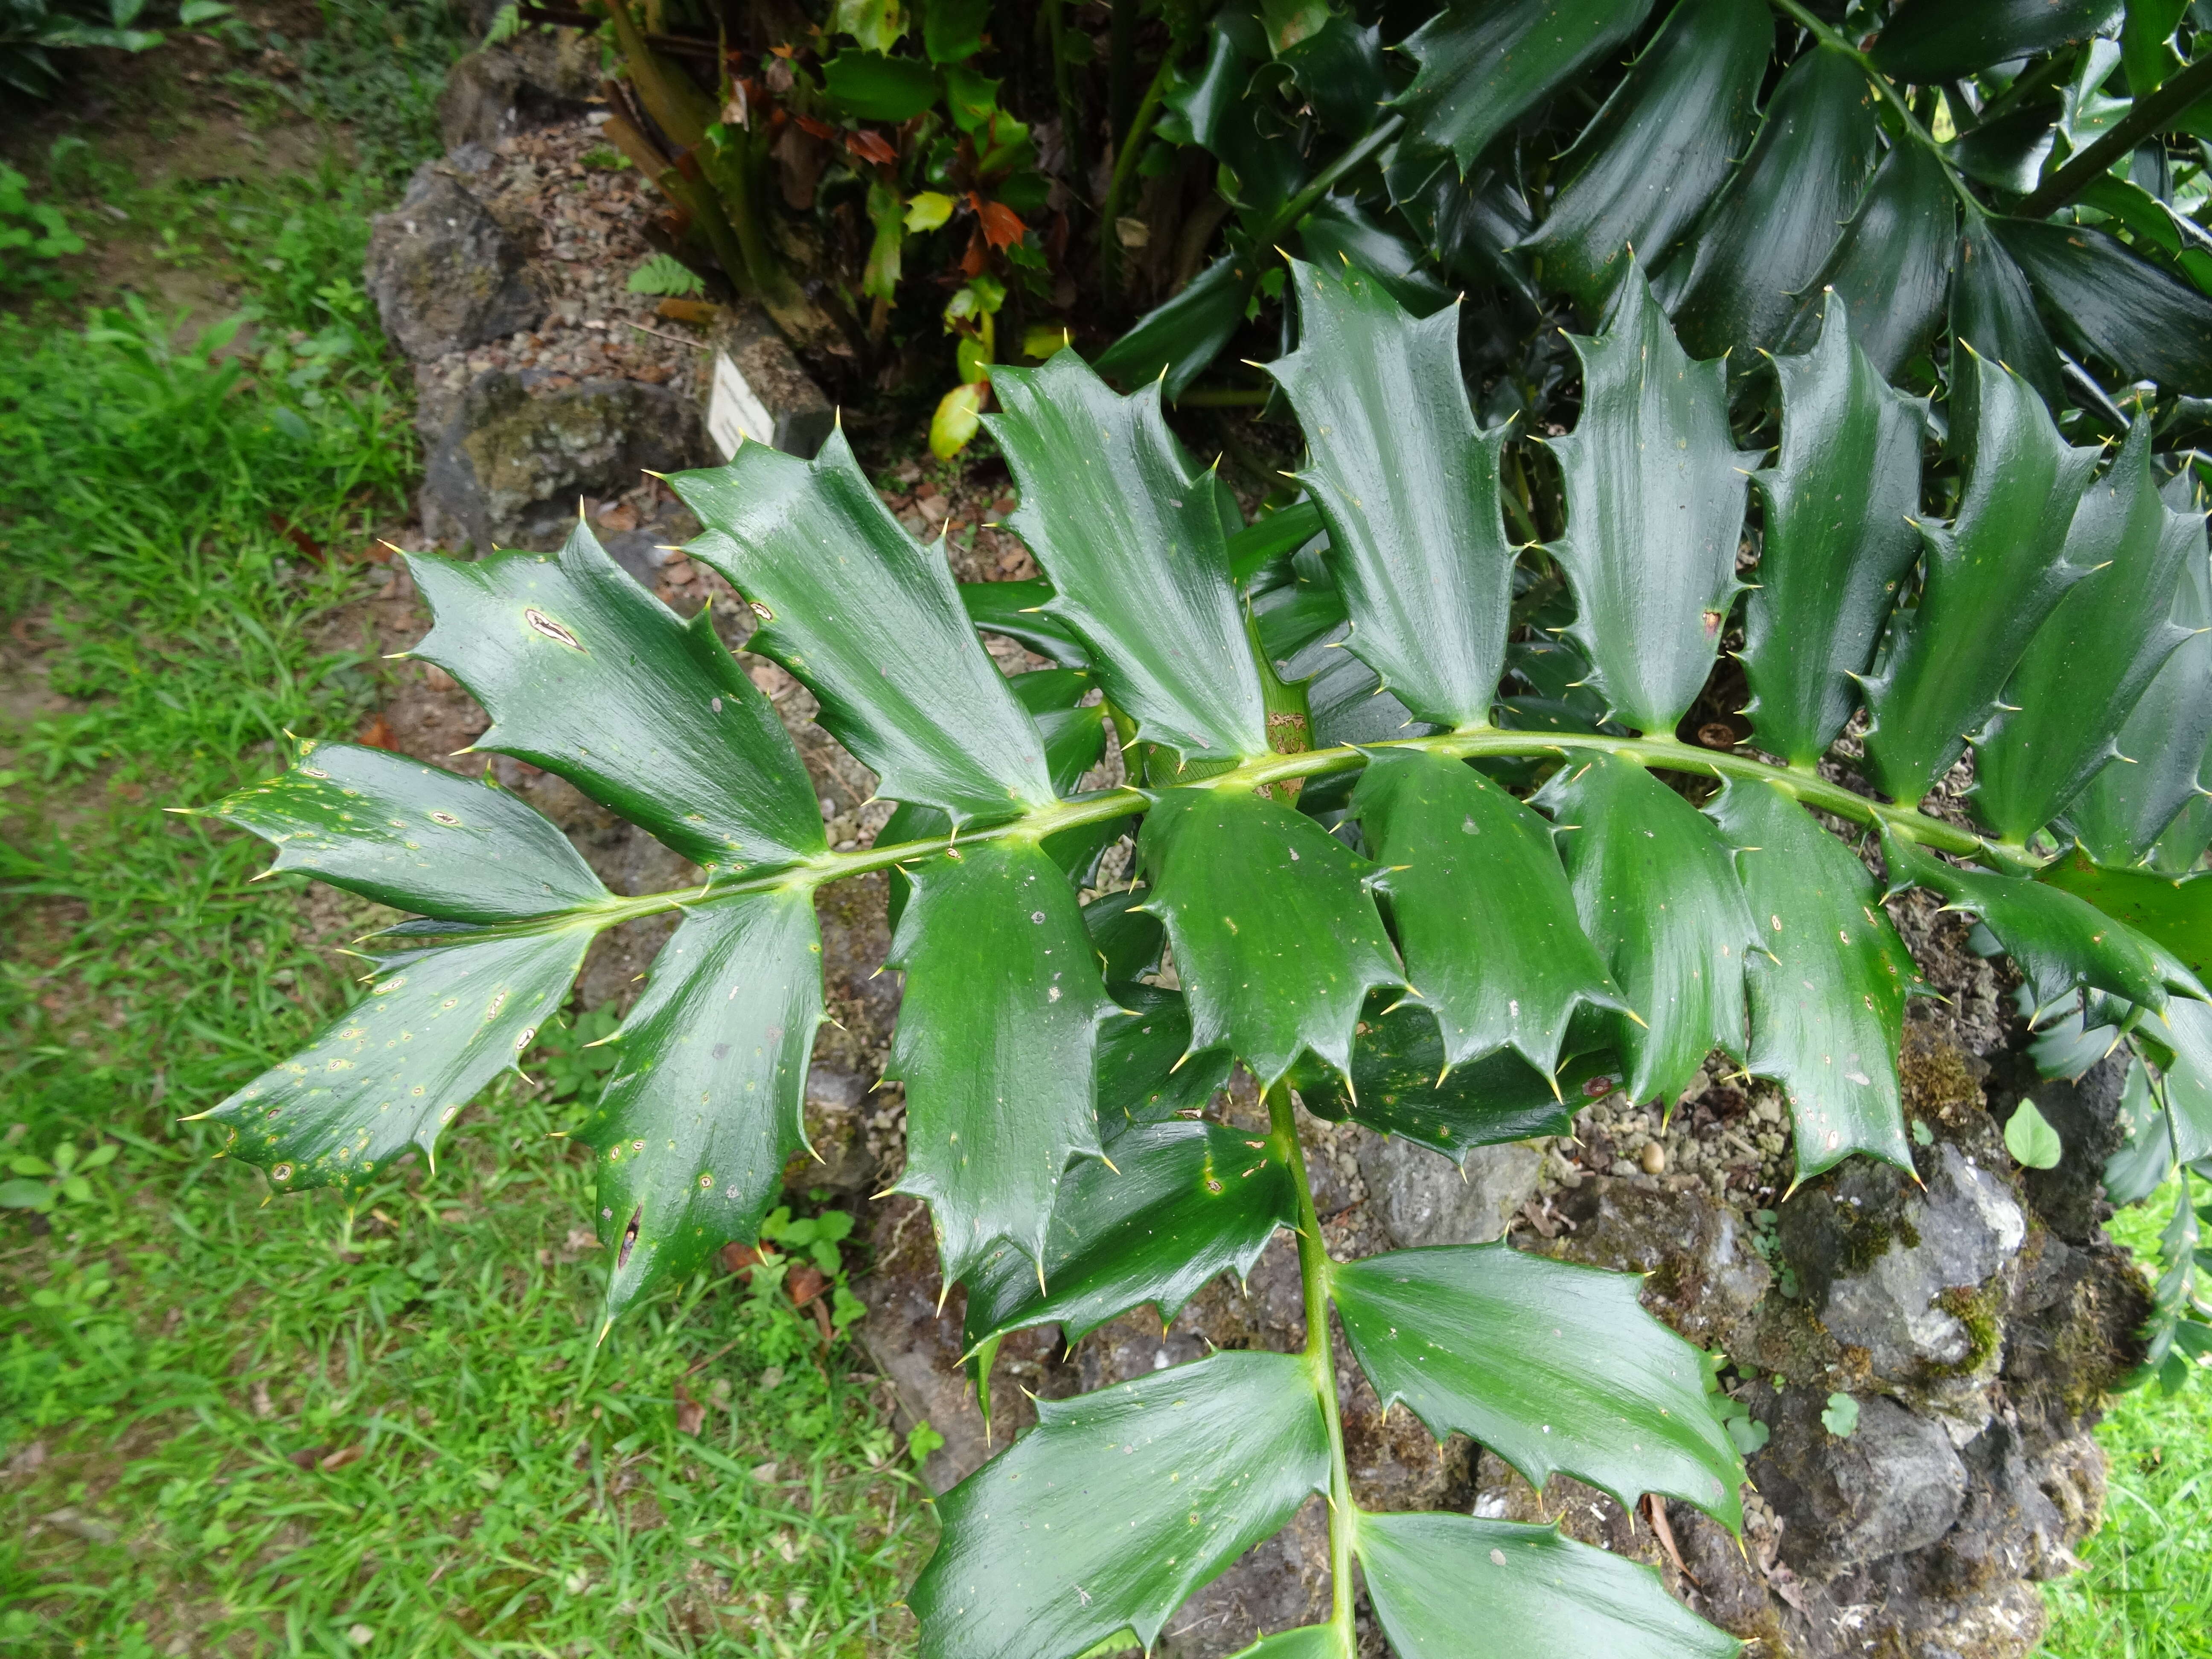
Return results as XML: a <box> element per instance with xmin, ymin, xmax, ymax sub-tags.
<box><xmin>960</xmin><ymin>1120</ymin><xmax>1298</xmax><ymax>1353</ymax></box>
<box><xmin>1090</xmin><ymin>252</ymin><xmax>1260</xmax><ymax>399</ymax></box>
<box><xmin>199</xmin><ymin>930</ymin><xmax>590</xmax><ymax>1194</ymax></box>
<box><xmin>1332</xmin><ymin>1241</ymin><xmax>1741</xmax><ymax>1524</ymax></box>
<box><xmin>1093</xmin><ymin>983</ymin><xmax>1236</xmax><ymax>1139</ymax></box>
<box><xmin>1974</xmin><ymin>422</ymin><xmax>2201</xmax><ymax>844</ymax></box>
<box><xmin>1266</xmin><ymin>258</ymin><xmax>1514</xmax><ymax>730</ymax></box>
<box><xmin>2039</xmin><ymin>848</ymin><xmax>2212</xmax><ymax>981</ymax></box>
<box><xmin>1739</xmin><ymin>304</ymin><xmax>1924</xmax><ymax>769</ymax></box>
<box><xmin>673</xmin><ymin>432</ymin><xmax>1059</xmax><ymax>826</ymax></box>
<box><xmin>1297</xmin><ymin>194</ymin><xmax>1456</xmax><ymax>318</ymax></box>
<box><xmin>1393</xmin><ymin>0</ymin><xmax>1659</xmax><ymax>178</ymax></box>
<box><xmin>1993</xmin><ymin>217</ymin><xmax>2212</xmax><ymax>396</ymax></box>
<box><xmin>1535</xmin><ymin>751</ymin><xmax>1758</xmax><ymax>1106</ymax></box>
<box><xmin>1520</xmin><ymin>0</ymin><xmax>1771</xmax><ymax>311</ymax></box>
<box><xmin>1862</xmin><ymin>351</ymin><xmax>2101</xmax><ymax>803</ymax></box>
<box><xmin>1707</xmin><ymin>781</ymin><xmax>1918</xmax><ymax>1179</ymax></box>
<box><xmin>1136</xmin><ymin>785</ymin><xmax>1403</xmax><ymax>1086</ymax></box>
<box><xmin>1547</xmin><ymin>271</ymin><xmax>1755</xmax><ymax>736</ymax></box>
<box><xmin>990</xmin><ymin>352</ymin><xmax>1271</xmax><ymax>763</ymax></box>
<box><xmin>958</xmin><ymin>578</ymin><xmax>1092</xmax><ymax>669</ymax></box>
<box><xmin>886</xmin><ymin>840</ymin><xmax>1116</xmax><ymax>1281</ymax></box>
<box><xmin>1952</xmin><ymin>210</ymin><xmax>2064</xmax><ymax>413</ymax></box>
<box><xmin>1662</xmin><ymin>45</ymin><xmax>1881</xmax><ymax>364</ymax></box>
<box><xmin>206</xmin><ymin>739</ymin><xmax>609</xmax><ymax>923</ymax></box>
<box><xmin>1289</xmin><ymin>990</ymin><xmax>1610</xmax><ymax>1158</ymax></box>
<box><xmin>407</xmin><ymin>519</ymin><xmax>823</xmax><ymax>873</ymax></box>
<box><xmin>577</xmin><ymin>889</ymin><xmax>821</xmax><ymax>1316</ymax></box>
<box><xmin>1783</xmin><ymin>140</ymin><xmax>1957</xmax><ymax>382</ymax></box>
<box><xmin>1874</xmin><ymin>0</ymin><xmax>2125</xmax><ymax>81</ymax></box>
<box><xmin>1354</xmin><ymin>748</ymin><xmax>1627</xmax><ymax>1075</ymax></box>
<box><xmin>1353</xmin><ymin>1510</ymin><xmax>1741</xmax><ymax>1659</ymax></box>
<box><xmin>908</xmin><ymin>1351</ymin><xmax>1330</xmax><ymax>1659</ymax></box>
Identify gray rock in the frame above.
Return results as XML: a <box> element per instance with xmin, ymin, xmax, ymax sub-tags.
<box><xmin>1808</xmin><ymin>1143</ymin><xmax>2025</xmax><ymax>1385</ymax></box>
<box><xmin>437</xmin><ymin>33</ymin><xmax>600</xmax><ymax>150</ymax></box>
<box><xmin>1356</xmin><ymin>1134</ymin><xmax>1538</xmax><ymax>1249</ymax></box>
<box><xmin>2010</xmin><ymin>1051</ymin><xmax>2130</xmax><ymax>1242</ymax></box>
<box><xmin>366</xmin><ymin>168</ymin><xmax>542</xmax><ymax>362</ymax></box>
<box><xmin>1754</xmin><ymin>1389</ymin><xmax>1969</xmax><ymax>1570</ymax></box>
<box><xmin>1543</xmin><ymin>1176</ymin><xmax>1773</xmax><ymax>1349</ymax></box>
<box><xmin>420</xmin><ymin>370</ymin><xmax>709</xmax><ymax>551</ymax></box>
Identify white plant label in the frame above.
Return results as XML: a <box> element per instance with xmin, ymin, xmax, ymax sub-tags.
<box><xmin>707</xmin><ymin>349</ymin><xmax>777</xmax><ymax>460</ymax></box>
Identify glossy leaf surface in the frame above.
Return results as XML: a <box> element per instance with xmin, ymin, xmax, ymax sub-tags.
<box><xmin>674</xmin><ymin>434</ymin><xmax>1059</xmax><ymax>824</ymax></box>
<box><xmin>909</xmin><ymin>1351</ymin><xmax>1330</xmax><ymax>1659</ymax></box>
<box><xmin>961</xmin><ymin>1120</ymin><xmax>1298</xmax><ymax>1351</ymax></box>
<box><xmin>1952</xmin><ymin>210</ymin><xmax>2064</xmax><ymax>413</ymax></box>
<box><xmin>1874</xmin><ymin>0</ymin><xmax>2125</xmax><ymax>81</ymax></box>
<box><xmin>1994</xmin><ymin>217</ymin><xmax>2212</xmax><ymax>394</ymax></box>
<box><xmin>1548</xmin><ymin>272</ymin><xmax>1754</xmax><ymax>736</ymax></box>
<box><xmin>1663</xmin><ymin>46</ymin><xmax>1881</xmax><ymax>364</ymax></box>
<box><xmin>1091</xmin><ymin>252</ymin><xmax>1260</xmax><ymax>399</ymax></box>
<box><xmin>1708</xmin><ymin>781</ymin><xmax>1916</xmax><ymax>1179</ymax></box>
<box><xmin>1333</xmin><ymin>1241</ymin><xmax>1741</xmax><ymax>1524</ymax></box>
<box><xmin>1740</xmin><ymin>304</ymin><xmax>1924</xmax><ymax>768</ymax></box>
<box><xmin>1355</xmin><ymin>748</ymin><xmax>1626</xmax><ymax>1074</ymax></box>
<box><xmin>1094</xmin><ymin>983</ymin><xmax>1236</xmax><ymax>1138</ymax></box>
<box><xmin>1137</xmin><ymin>786</ymin><xmax>1402</xmax><ymax>1087</ymax></box>
<box><xmin>1354</xmin><ymin>1511</ymin><xmax>1740</xmax><ymax>1659</ymax></box>
<box><xmin>1863</xmin><ymin>352</ymin><xmax>2101</xmax><ymax>802</ymax></box>
<box><xmin>577</xmin><ymin>889</ymin><xmax>821</xmax><ymax>1314</ymax></box>
<box><xmin>407</xmin><ymin>521</ymin><xmax>822</xmax><ymax>872</ymax></box>
<box><xmin>1521</xmin><ymin>0</ymin><xmax>1770</xmax><ymax>310</ymax></box>
<box><xmin>990</xmin><ymin>352</ymin><xmax>1270</xmax><ymax>762</ymax></box>
<box><xmin>1883</xmin><ymin>831</ymin><xmax>2206</xmax><ymax>1017</ymax></box>
<box><xmin>201</xmin><ymin>931</ymin><xmax>589</xmax><ymax>1193</ymax></box>
<box><xmin>1536</xmin><ymin>751</ymin><xmax>1756</xmax><ymax>1105</ymax></box>
<box><xmin>888</xmin><ymin>841</ymin><xmax>1115</xmax><ymax>1281</ymax></box>
<box><xmin>2065</xmin><ymin>533</ymin><xmax>2212</xmax><ymax>865</ymax></box>
<box><xmin>1394</xmin><ymin>0</ymin><xmax>1658</xmax><ymax>177</ymax></box>
<box><xmin>1784</xmin><ymin>140</ymin><xmax>1957</xmax><ymax>381</ymax></box>
<box><xmin>960</xmin><ymin>578</ymin><xmax>1094</xmax><ymax>668</ymax></box>
<box><xmin>2040</xmin><ymin>848</ymin><xmax>2212</xmax><ymax>981</ymax></box>
<box><xmin>1267</xmin><ymin>258</ymin><xmax>1513</xmax><ymax>729</ymax></box>
<box><xmin>1289</xmin><ymin>991</ymin><xmax>1606</xmax><ymax>1158</ymax></box>
<box><xmin>1975</xmin><ymin>422</ymin><xmax>2200</xmax><ymax>843</ymax></box>
<box><xmin>208</xmin><ymin>740</ymin><xmax>609</xmax><ymax>923</ymax></box>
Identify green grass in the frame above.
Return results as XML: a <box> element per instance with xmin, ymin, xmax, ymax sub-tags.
<box><xmin>0</xmin><ymin>15</ymin><xmax>922</xmax><ymax>1653</ymax></box>
<box><xmin>2040</xmin><ymin>1181</ymin><xmax>2212</xmax><ymax>1659</ymax></box>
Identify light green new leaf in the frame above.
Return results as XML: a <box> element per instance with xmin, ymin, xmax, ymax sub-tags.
<box><xmin>1535</xmin><ymin>751</ymin><xmax>1757</xmax><ymax>1105</ymax></box>
<box><xmin>1882</xmin><ymin>830</ymin><xmax>2206</xmax><ymax>1019</ymax></box>
<box><xmin>1663</xmin><ymin>46</ymin><xmax>1882</xmax><ymax>365</ymax></box>
<box><xmin>888</xmin><ymin>839</ymin><xmax>1116</xmax><ymax>1282</ymax></box>
<box><xmin>1354</xmin><ymin>747</ymin><xmax>1627</xmax><ymax>1075</ymax></box>
<box><xmin>673</xmin><ymin>433</ymin><xmax>1059</xmax><ymax>825</ymax></box>
<box><xmin>1289</xmin><ymin>991</ymin><xmax>1608</xmax><ymax>1158</ymax></box>
<box><xmin>1862</xmin><ymin>351</ymin><xmax>2101</xmax><ymax>803</ymax></box>
<box><xmin>1548</xmin><ymin>269</ymin><xmax>1755</xmax><ymax>736</ymax></box>
<box><xmin>1707</xmin><ymin>781</ymin><xmax>1917</xmax><ymax>1180</ymax></box>
<box><xmin>909</xmin><ymin>1350</ymin><xmax>1330</xmax><ymax>1659</ymax></box>
<box><xmin>2039</xmin><ymin>847</ymin><xmax>2212</xmax><ymax>980</ymax></box>
<box><xmin>2005</xmin><ymin>1097</ymin><xmax>2065</xmax><ymax>1169</ymax></box>
<box><xmin>1975</xmin><ymin>421</ymin><xmax>2200</xmax><ymax>844</ymax></box>
<box><xmin>1874</xmin><ymin>0</ymin><xmax>2119</xmax><ymax>80</ymax></box>
<box><xmin>208</xmin><ymin>739</ymin><xmax>610</xmax><ymax>923</ymax></box>
<box><xmin>576</xmin><ymin>889</ymin><xmax>822</xmax><ymax>1316</ymax></box>
<box><xmin>1094</xmin><ymin>983</ymin><xmax>1235</xmax><ymax>1139</ymax></box>
<box><xmin>2065</xmin><ymin>536</ymin><xmax>2212</xmax><ymax>866</ymax></box>
<box><xmin>960</xmin><ymin>1120</ymin><xmax>1298</xmax><ymax>1353</ymax></box>
<box><xmin>1136</xmin><ymin>786</ymin><xmax>1403</xmax><ymax>1086</ymax></box>
<box><xmin>1520</xmin><ymin>0</ymin><xmax>1771</xmax><ymax>311</ymax></box>
<box><xmin>407</xmin><ymin>520</ymin><xmax>823</xmax><ymax>873</ymax></box>
<box><xmin>1393</xmin><ymin>0</ymin><xmax>1659</xmax><ymax>178</ymax></box>
<box><xmin>989</xmin><ymin>351</ymin><xmax>1269</xmax><ymax>763</ymax></box>
<box><xmin>1354</xmin><ymin>1510</ymin><xmax>1740</xmax><ymax>1659</ymax></box>
<box><xmin>1333</xmin><ymin>1241</ymin><xmax>1742</xmax><ymax>1525</ymax></box>
<box><xmin>1782</xmin><ymin>140</ymin><xmax>1957</xmax><ymax>382</ymax></box>
<box><xmin>1266</xmin><ymin>258</ymin><xmax>1513</xmax><ymax>729</ymax></box>
<box><xmin>1952</xmin><ymin>210</ymin><xmax>2064</xmax><ymax>413</ymax></box>
<box><xmin>200</xmin><ymin>931</ymin><xmax>590</xmax><ymax>1193</ymax></box>
<box><xmin>1740</xmin><ymin>303</ymin><xmax>1924</xmax><ymax>768</ymax></box>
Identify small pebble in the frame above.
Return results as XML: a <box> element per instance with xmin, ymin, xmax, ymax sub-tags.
<box><xmin>1640</xmin><ymin>1141</ymin><xmax>1667</xmax><ymax>1175</ymax></box>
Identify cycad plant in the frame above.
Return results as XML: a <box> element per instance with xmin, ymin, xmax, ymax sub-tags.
<box><xmin>195</xmin><ymin>248</ymin><xmax>2210</xmax><ymax>1652</ymax></box>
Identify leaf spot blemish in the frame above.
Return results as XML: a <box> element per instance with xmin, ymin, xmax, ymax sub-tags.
<box><xmin>524</xmin><ymin>608</ymin><xmax>584</xmax><ymax>650</ymax></box>
<box><xmin>618</xmin><ymin>1206</ymin><xmax>642</xmax><ymax>1269</ymax></box>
